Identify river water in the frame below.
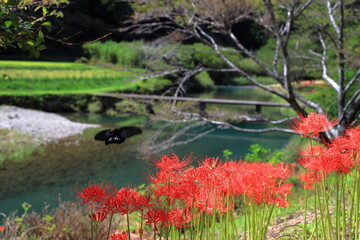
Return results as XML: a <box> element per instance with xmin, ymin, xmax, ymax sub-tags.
<box><xmin>0</xmin><ymin>86</ymin><xmax>292</xmax><ymax>214</ymax></box>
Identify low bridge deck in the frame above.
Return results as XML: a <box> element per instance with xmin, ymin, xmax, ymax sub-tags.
<box><xmin>98</xmin><ymin>93</ymin><xmax>291</xmax><ymax>108</ymax></box>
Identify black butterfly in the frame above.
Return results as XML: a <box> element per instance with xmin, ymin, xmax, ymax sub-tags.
<box><xmin>94</xmin><ymin>126</ymin><xmax>142</xmax><ymax>145</ymax></box>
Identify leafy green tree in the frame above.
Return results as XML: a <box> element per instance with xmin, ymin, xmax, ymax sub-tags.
<box><xmin>0</xmin><ymin>0</ymin><xmax>68</xmax><ymax>57</ymax></box>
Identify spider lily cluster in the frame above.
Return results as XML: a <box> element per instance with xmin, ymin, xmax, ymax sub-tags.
<box><xmin>77</xmin><ymin>155</ymin><xmax>294</xmax><ymax>240</ymax></box>
<box><xmin>294</xmin><ymin>113</ymin><xmax>360</xmax><ymax>240</ymax></box>
<box><xmin>75</xmin><ymin>113</ymin><xmax>360</xmax><ymax>240</ymax></box>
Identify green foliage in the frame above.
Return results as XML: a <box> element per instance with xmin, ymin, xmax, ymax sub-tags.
<box><xmin>0</xmin><ymin>128</ymin><xmax>41</xmax><ymax>165</ymax></box>
<box><xmin>244</xmin><ymin>143</ymin><xmax>270</xmax><ymax>162</ymax></box>
<box><xmin>276</xmin><ymin>135</ymin><xmax>307</xmax><ymax>164</ymax></box>
<box><xmin>115</xmin><ymin>100</ymin><xmax>146</xmax><ymax>113</ymax></box>
<box><xmin>87</xmin><ymin>100</ymin><xmax>102</xmax><ymax>113</ymax></box>
<box><xmin>224</xmin><ymin>76</ymin><xmax>277</xmax><ymax>85</ymax></box>
<box><xmin>222</xmin><ymin>149</ymin><xmax>233</xmax><ymax>161</ymax></box>
<box><xmin>82</xmin><ymin>41</ymin><xmax>266</xmax><ymax>76</ymax></box>
<box><xmin>244</xmin><ymin>143</ymin><xmax>285</xmax><ymax>164</ymax></box>
<box><xmin>256</xmin><ymin>36</ymin><xmax>321</xmax><ymax>80</ymax></box>
<box><xmin>83</xmin><ymin>41</ymin><xmax>147</xmax><ymax>67</ymax></box>
<box><xmin>187</xmin><ymin>71</ymin><xmax>215</xmax><ymax>91</ymax></box>
<box><xmin>0</xmin><ymin>0</ymin><xmax>68</xmax><ymax>57</ymax></box>
<box><xmin>176</xmin><ymin>43</ymin><xmax>243</xmax><ymax>70</ymax></box>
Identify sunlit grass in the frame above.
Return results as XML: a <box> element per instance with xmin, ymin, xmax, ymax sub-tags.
<box><xmin>0</xmin><ymin>60</ymin><xmax>92</xmax><ymax>70</ymax></box>
<box><xmin>0</xmin><ymin>60</ymin><xmax>170</xmax><ymax>95</ymax></box>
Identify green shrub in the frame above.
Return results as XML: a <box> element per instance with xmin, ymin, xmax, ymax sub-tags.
<box><xmin>115</xmin><ymin>100</ymin><xmax>146</xmax><ymax>113</ymax></box>
<box><xmin>83</xmin><ymin>41</ymin><xmax>147</xmax><ymax>67</ymax></box>
<box><xmin>87</xmin><ymin>100</ymin><xmax>102</xmax><ymax>113</ymax></box>
<box><xmin>237</xmin><ymin>58</ymin><xmax>265</xmax><ymax>75</ymax></box>
<box><xmin>255</xmin><ymin>36</ymin><xmax>322</xmax><ymax>80</ymax></box>
<box><xmin>187</xmin><ymin>71</ymin><xmax>215</xmax><ymax>91</ymax></box>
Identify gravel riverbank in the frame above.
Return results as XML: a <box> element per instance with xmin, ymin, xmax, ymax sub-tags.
<box><xmin>0</xmin><ymin>105</ymin><xmax>101</xmax><ymax>143</ymax></box>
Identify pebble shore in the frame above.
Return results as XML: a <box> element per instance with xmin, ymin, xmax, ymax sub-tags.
<box><xmin>0</xmin><ymin>105</ymin><xmax>101</xmax><ymax>142</ymax></box>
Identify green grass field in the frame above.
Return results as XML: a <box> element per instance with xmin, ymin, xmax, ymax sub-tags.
<box><xmin>0</xmin><ymin>61</ymin><xmax>171</xmax><ymax>95</ymax></box>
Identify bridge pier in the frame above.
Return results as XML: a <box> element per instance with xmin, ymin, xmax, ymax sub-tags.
<box><xmin>199</xmin><ymin>102</ymin><xmax>208</xmax><ymax>117</ymax></box>
<box><xmin>255</xmin><ymin>105</ymin><xmax>262</xmax><ymax>113</ymax></box>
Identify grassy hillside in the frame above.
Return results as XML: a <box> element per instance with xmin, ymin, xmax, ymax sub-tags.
<box><xmin>0</xmin><ymin>61</ymin><xmax>171</xmax><ymax>95</ymax></box>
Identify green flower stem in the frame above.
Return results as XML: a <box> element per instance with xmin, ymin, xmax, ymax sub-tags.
<box><xmin>139</xmin><ymin>212</ymin><xmax>144</xmax><ymax>240</ymax></box>
<box><xmin>314</xmin><ymin>181</ymin><xmax>319</xmax><ymax>240</ymax></box>
<box><xmin>153</xmin><ymin>223</ymin><xmax>157</xmax><ymax>240</ymax></box>
<box><xmin>90</xmin><ymin>208</ymin><xmax>94</xmax><ymax>240</ymax></box>
<box><xmin>321</xmin><ymin>178</ymin><xmax>334</xmax><ymax>239</ymax></box>
<box><xmin>106</xmin><ymin>213</ymin><xmax>114</xmax><ymax>240</ymax></box>
<box><xmin>126</xmin><ymin>212</ymin><xmax>131</xmax><ymax>240</ymax></box>
<box><xmin>211</xmin><ymin>209</ymin><xmax>216</xmax><ymax>240</ymax></box>
<box><xmin>94</xmin><ymin>223</ymin><xmax>99</xmax><ymax>240</ymax></box>
<box><xmin>200</xmin><ymin>188</ymin><xmax>212</xmax><ymax>240</ymax></box>
<box><xmin>341</xmin><ymin>174</ymin><xmax>346</xmax><ymax>239</ymax></box>
<box><xmin>303</xmin><ymin>188</ymin><xmax>308</xmax><ymax>240</ymax></box>
<box><xmin>262</xmin><ymin>204</ymin><xmax>275</xmax><ymax>240</ymax></box>
<box><xmin>354</xmin><ymin>168</ymin><xmax>360</xmax><ymax>239</ymax></box>
<box><xmin>315</xmin><ymin>182</ymin><xmax>326</xmax><ymax>239</ymax></box>
<box><xmin>244</xmin><ymin>195</ymin><xmax>248</xmax><ymax>240</ymax></box>
<box><xmin>335</xmin><ymin>174</ymin><xmax>340</xmax><ymax>240</ymax></box>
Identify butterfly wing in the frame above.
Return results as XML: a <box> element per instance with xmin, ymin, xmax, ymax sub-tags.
<box><xmin>122</xmin><ymin>126</ymin><xmax>142</xmax><ymax>138</ymax></box>
<box><xmin>94</xmin><ymin>126</ymin><xmax>142</xmax><ymax>144</ymax></box>
<box><xmin>94</xmin><ymin>129</ymin><xmax>110</xmax><ymax>141</ymax></box>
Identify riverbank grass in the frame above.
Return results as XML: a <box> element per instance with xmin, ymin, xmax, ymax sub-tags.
<box><xmin>0</xmin><ymin>60</ymin><xmax>171</xmax><ymax>95</ymax></box>
<box><xmin>0</xmin><ymin>129</ymin><xmax>42</xmax><ymax>164</ymax></box>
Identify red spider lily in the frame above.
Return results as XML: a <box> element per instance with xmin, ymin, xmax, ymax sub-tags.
<box><xmin>110</xmin><ymin>231</ymin><xmax>128</xmax><ymax>240</ymax></box>
<box><xmin>298</xmin><ymin>171</ymin><xmax>325</xmax><ymax>189</ymax></box>
<box><xmin>298</xmin><ymin>145</ymin><xmax>334</xmax><ymax>173</ymax></box>
<box><xmin>101</xmin><ymin>196</ymin><xmax>118</xmax><ymax>215</ymax></box>
<box><xmin>273</xmin><ymin>197</ymin><xmax>289</xmax><ymax>207</ymax></box>
<box><xmin>342</xmin><ymin>126</ymin><xmax>360</xmax><ymax>164</ymax></box>
<box><xmin>144</xmin><ymin>208</ymin><xmax>168</xmax><ymax>231</ymax></box>
<box><xmin>166</xmin><ymin>207</ymin><xmax>193</xmax><ymax>229</ymax></box>
<box><xmin>327</xmin><ymin>145</ymin><xmax>354</xmax><ymax>174</ymax></box>
<box><xmin>236</xmin><ymin>162</ymin><xmax>293</xmax><ymax>206</ymax></box>
<box><xmin>101</xmin><ymin>188</ymin><xmax>139</xmax><ymax>215</ymax></box>
<box><xmin>292</xmin><ymin>112</ymin><xmax>338</xmax><ymax>137</ymax></box>
<box><xmin>133</xmin><ymin>194</ymin><xmax>152</xmax><ymax>213</ymax></box>
<box><xmin>277</xmin><ymin>183</ymin><xmax>294</xmax><ymax>197</ymax></box>
<box><xmin>200</xmin><ymin>156</ymin><xmax>220</xmax><ymax>169</ymax></box>
<box><xmin>116</xmin><ymin>188</ymin><xmax>139</xmax><ymax>214</ymax></box>
<box><xmin>76</xmin><ymin>182</ymin><xmax>116</xmax><ymax>206</ymax></box>
<box><xmin>151</xmin><ymin>170</ymin><xmax>182</xmax><ymax>200</ymax></box>
<box><xmin>89</xmin><ymin>211</ymin><xmax>108</xmax><ymax>223</ymax></box>
<box><xmin>150</xmin><ymin>154</ymin><xmax>192</xmax><ymax>172</ymax></box>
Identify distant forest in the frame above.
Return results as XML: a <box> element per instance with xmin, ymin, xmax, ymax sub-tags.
<box><xmin>1</xmin><ymin>0</ymin><xmax>266</xmax><ymax>61</ymax></box>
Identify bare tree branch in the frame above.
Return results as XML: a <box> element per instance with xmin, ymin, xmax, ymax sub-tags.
<box><xmin>228</xmin><ymin>31</ymin><xmax>281</xmax><ymax>81</ymax></box>
<box><xmin>344</xmin><ymin>68</ymin><xmax>360</xmax><ymax>92</ymax></box>
<box><xmin>326</xmin><ymin>0</ymin><xmax>341</xmax><ymax>36</ymax></box>
<box><xmin>146</xmin><ymin>121</ymin><xmax>215</xmax><ymax>153</ymax></box>
<box><xmin>345</xmin><ymin>88</ymin><xmax>360</xmax><ymax>111</ymax></box>
<box><xmin>172</xmin><ymin>67</ymin><xmax>205</xmax><ymax>109</ymax></box>
<box><xmin>318</xmin><ymin>33</ymin><xmax>340</xmax><ymax>92</ymax></box>
<box><xmin>129</xmin><ymin>68</ymin><xmax>184</xmax><ymax>83</ymax></box>
<box><xmin>205</xmin><ymin>119</ymin><xmax>295</xmax><ymax>134</ymax></box>
<box><xmin>194</xmin><ymin>24</ymin><xmax>288</xmax><ymax>100</ymax></box>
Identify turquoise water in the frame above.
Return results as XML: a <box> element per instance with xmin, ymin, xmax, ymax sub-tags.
<box><xmin>0</xmin><ymin>117</ymin><xmax>290</xmax><ymax>215</ymax></box>
<box><xmin>0</xmin><ymin>86</ymin><xmax>292</xmax><ymax>214</ymax></box>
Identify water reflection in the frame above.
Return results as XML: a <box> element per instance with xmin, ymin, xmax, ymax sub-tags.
<box><xmin>0</xmin><ymin>115</ymin><xmax>290</xmax><ymax>214</ymax></box>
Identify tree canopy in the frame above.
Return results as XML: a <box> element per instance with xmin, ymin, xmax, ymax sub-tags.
<box><xmin>0</xmin><ymin>0</ymin><xmax>69</xmax><ymax>57</ymax></box>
